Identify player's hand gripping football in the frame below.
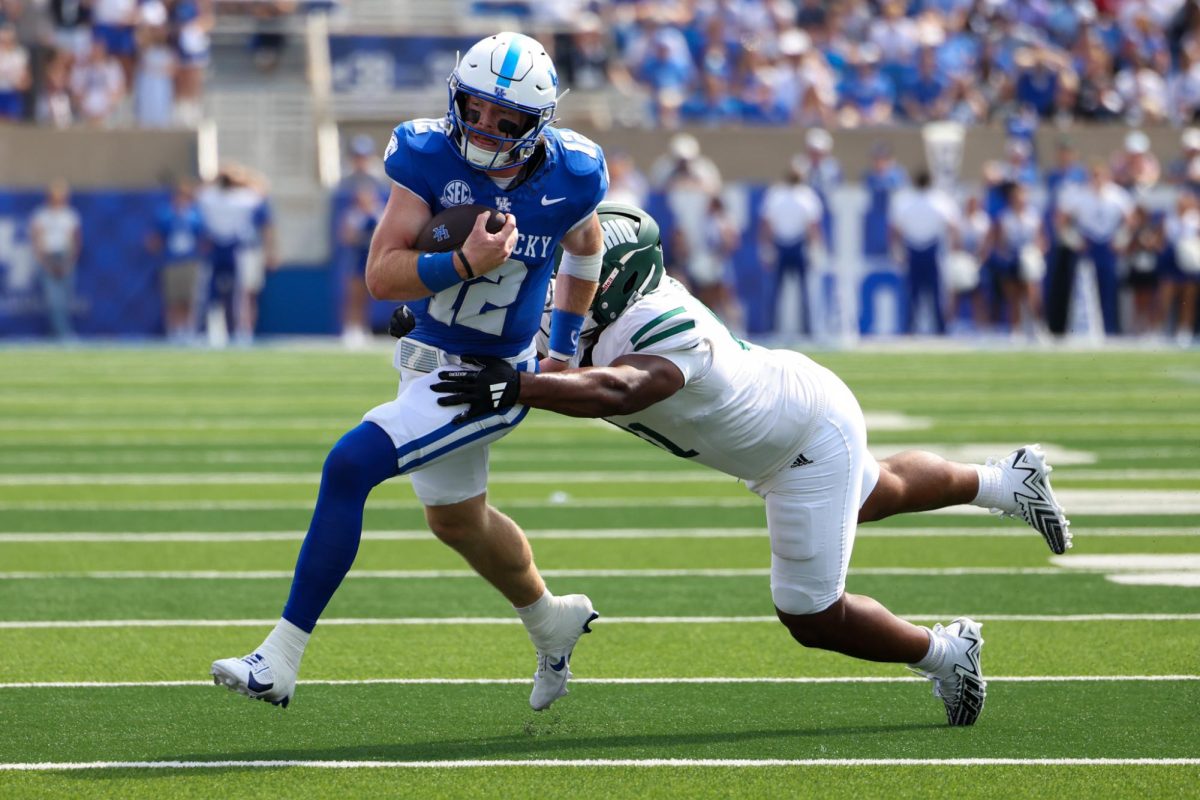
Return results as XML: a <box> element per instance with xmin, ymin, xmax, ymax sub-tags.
<box><xmin>432</xmin><ymin>355</ymin><xmax>520</xmax><ymax>423</ymax></box>
<box><xmin>461</xmin><ymin>211</ymin><xmax>518</xmax><ymax>277</ymax></box>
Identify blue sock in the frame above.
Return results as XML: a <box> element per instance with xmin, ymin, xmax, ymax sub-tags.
<box><xmin>283</xmin><ymin>422</ymin><xmax>399</xmax><ymax>632</ymax></box>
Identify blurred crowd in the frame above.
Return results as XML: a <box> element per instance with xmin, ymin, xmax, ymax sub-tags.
<box><xmin>516</xmin><ymin>0</ymin><xmax>1200</xmax><ymax>130</ymax></box>
<box><xmin>603</xmin><ymin>127</ymin><xmax>1200</xmax><ymax>344</ymax></box>
<box><xmin>0</xmin><ymin>0</ymin><xmax>335</xmax><ymax>129</ymax></box>
<box><xmin>0</xmin><ymin>0</ymin><xmax>215</xmax><ymax>128</ymax></box>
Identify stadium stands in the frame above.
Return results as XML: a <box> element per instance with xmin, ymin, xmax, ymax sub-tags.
<box><xmin>1</xmin><ymin>0</ymin><xmax>1199</xmax><ymax>343</ymax></box>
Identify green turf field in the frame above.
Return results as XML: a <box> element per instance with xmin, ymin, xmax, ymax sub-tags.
<box><xmin>0</xmin><ymin>346</ymin><xmax>1197</xmax><ymax>799</ymax></box>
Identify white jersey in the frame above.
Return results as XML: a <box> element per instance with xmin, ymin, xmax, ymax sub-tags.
<box><xmin>761</xmin><ymin>183</ymin><xmax>823</xmax><ymax>245</ymax></box>
<box><xmin>581</xmin><ymin>278</ymin><xmax>829</xmax><ymax>482</ymax></box>
<box><xmin>30</xmin><ymin>205</ymin><xmax>81</xmax><ymax>255</ymax></box>
<box><xmin>889</xmin><ymin>188</ymin><xmax>960</xmax><ymax>250</ymax></box>
<box><xmin>1059</xmin><ymin>182</ymin><xmax>1133</xmax><ymax>244</ymax></box>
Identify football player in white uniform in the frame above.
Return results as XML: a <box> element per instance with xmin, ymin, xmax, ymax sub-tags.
<box><xmin>431</xmin><ymin>203</ymin><xmax>1072</xmax><ymax>727</ymax></box>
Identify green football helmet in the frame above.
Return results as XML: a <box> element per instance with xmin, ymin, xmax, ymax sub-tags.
<box><xmin>555</xmin><ymin>202</ymin><xmax>665</xmax><ymax>327</ymax></box>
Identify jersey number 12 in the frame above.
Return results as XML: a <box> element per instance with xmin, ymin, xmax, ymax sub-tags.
<box><xmin>427</xmin><ymin>258</ymin><xmax>528</xmax><ymax>335</ymax></box>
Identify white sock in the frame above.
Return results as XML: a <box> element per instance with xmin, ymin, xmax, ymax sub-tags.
<box><xmin>969</xmin><ymin>463</ymin><xmax>1004</xmax><ymax>509</ymax></box>
<box><xmin>515</xmin><ymin>587</ymin><xmax>558</xmax><ymax>649</ymax></box>
<box><xmin>911</xmin><ymin>627</ymin><xmax>948</xmax><ymax>674</ymax></box>
<box><xmin>260</xmin><ymin>618</ymin><xmax>310</xmax><ymax>675</ymax></box>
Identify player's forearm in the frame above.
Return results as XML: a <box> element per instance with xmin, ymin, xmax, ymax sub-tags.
<box><xmin>365</xmin><ymin>247</ymin><xmax>469</xmax><ymax>301</ymax></box>
<box><xmin>518</xmin><ymin>368</ymin><xmax>648</xmax><ymax>418</ymax></box>
<box><xmin>553</xmin><ymin>272</ymin><xmax>598</xmax><ymax>316</ymax></box>
<box><xmin>365</xmin><ymin>247</ymin><xmax>426</xmax><ymax>300</ymax></box>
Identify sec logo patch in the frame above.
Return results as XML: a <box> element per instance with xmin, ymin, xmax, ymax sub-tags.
<box><xmin>441</xmin><ymin>180</ymin><xmax>474</xmax><ymax>207</ymax></box>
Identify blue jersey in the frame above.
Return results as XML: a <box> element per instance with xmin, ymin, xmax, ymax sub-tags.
<box><xmin>862</xmin><ymin>165</ymin><xmax>908</xmax><ymax>256</ymax></box>
<box><xmin>384</xmin><ymin>117</ymin><xmax>607</xmax><ymax>357</ymax></box>
<box><xmin>156</xmin><ymin>203</ymin><xmax>204</xmax><ymax>263</ymax></box>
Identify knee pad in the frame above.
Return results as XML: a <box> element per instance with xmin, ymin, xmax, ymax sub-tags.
<box><xmin>771</xmin><ymin>581</ymin><xmax>837</xmax><ymax>617</ymax></box>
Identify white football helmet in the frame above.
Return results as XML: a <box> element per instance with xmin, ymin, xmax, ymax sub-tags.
<box><xmin>447</xmin><ymin>32</ymin><xmax>560</xmax><ymax>172</ymax></box>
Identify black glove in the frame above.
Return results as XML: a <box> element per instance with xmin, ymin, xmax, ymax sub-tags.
<box><xmin>388</xmin><ymin>305</ymin><xmax>416</xmax><ymax>339</ymax></box>
<box><xmin>432</xmin><ymin>355</ymin><xmax>521</xmax><ymax>424</ymax></box>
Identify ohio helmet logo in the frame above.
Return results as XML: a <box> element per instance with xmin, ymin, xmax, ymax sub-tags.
<box><xmin>441</xmin><ymin>180</ymin><xmax>474</xmax><ymax>207</ymax></box>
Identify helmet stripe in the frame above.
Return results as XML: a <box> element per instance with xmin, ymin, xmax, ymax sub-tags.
<box><xmin>495</xmin><ymin>39</ymin><xmax>523</xmax><ymax>88</ymax></box>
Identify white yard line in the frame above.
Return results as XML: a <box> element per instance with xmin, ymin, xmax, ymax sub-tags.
<box><xmin>0</xmin><ymin>566</ymin><xmax>1105</xmax><ymax>580</ymax></box>
<box><xmin>0</xmin><ymin>471</ymin><xmax>734</xmax><ymax>485</ymax></box>
<box><xmin>1</xmin><ymin>758</ymin><xmax>1198</xmax><ymax>771</ymax></box>
<box><xmin>1052</xmin><ymin>555</ymin><xmax>1200</xmax><ymax>570</ymax></box>
<box><xmin>1</xmin><ymin>614</ymin><xmax>1197</xmax><ymax>630</ymax></box>
<box><xmin>0</xmin><ymin>498</ymin><xmax>768</xmax><ymax>511</ymax></box>
<box><xmin>0</xmin><ymin>527</ymin><xmax>1195</xmax><ymax>543</ymax></box>
<box><xmin>1</xmin><ymin>675</ymin><xmax>1195</xmax><ymax>690</ymax></box>
<box><xmin>1109</xmin><ymin>572</ymin><xmax>1200</xmax><ymax>587</ymax></box>
<box><xmin>0</xmin><ymin>489</ymin><xmax>1196</xmax><ymax>513</ymax></box>
<box><xmin>2</xmin><ymin>470</ymin><xmax>1198</xmax><ymax>485</ymax></box>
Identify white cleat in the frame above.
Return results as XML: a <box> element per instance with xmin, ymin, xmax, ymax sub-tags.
<box><xmin>529</xmin><ymin>594</ymin><xmax>599</xmax><ymax>711</ymax></box>
<box><xmin>988</xmin><ymin>444</ymin><xmax>1072</xmax><ymax>554</ymax></box>
<box><xmin>912</xmin><ymin>617</ymin><xmax>987</xmax><ymax>727</ymax></box>
<box><xmin>211</xmin><ymin>651</ymin><xmax>295</xmax><ymax>709</ymax></box>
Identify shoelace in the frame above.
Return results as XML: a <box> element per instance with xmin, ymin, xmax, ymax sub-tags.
<box><xmin>930</xmin><ymin>672</ymin><xmax>962</xmax><ymax>702</ymax></box>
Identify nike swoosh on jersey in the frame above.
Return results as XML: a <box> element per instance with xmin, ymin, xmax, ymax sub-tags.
<box><xmin>541</xmin><ymin>196</ymin><xmax>566</xmax><ymax>206</ymax></box>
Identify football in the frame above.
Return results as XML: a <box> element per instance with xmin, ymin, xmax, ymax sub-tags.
<box><xmin>415</xmin><ymin>204</ymin><xmax>507</xmax><ymax>252</ymax></box>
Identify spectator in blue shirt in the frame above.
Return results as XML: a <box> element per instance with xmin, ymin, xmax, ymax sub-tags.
<box><xmin>936</xmin><ymin>10</ymin><xmax>980</xmax><ymax>81</ymax></box>
<box><xmin>681</xmin><ymin>62</ymin><xmax>741</xmax><ymax>125</ymax></box>
<box><xmin>636</xmin><ymin>28</ymin><xmax>696</xmax><ymax>127</ymax></box>
<box><xmin>837</xmin><ymin>45</ymin><xmax>896</xmax><ymax>127</ymax></box>
<box><xmin>1014</xmin><ymin>46</ymin><xmax>1064</xmax><ymax>119</ymax></box>
<box><xmin>146</xmin><ymin>177</ymin><xmax>206</xmax><ymax>341</ymax></box>
<box><xmin>862</xmin><ymin>141</ymin><xmax>909</xmax><ymax>260</ymax></box>
<box><xmin>899</xmin><ymin>47</ymin><xmax>949</xmax><ymax>122</ymax></box>
<box><xmin>337</xmin><ymin>185</ymin><xmax>380</xmax><ymax>348</ymax></box>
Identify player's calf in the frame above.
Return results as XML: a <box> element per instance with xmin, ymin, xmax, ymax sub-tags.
<box><xmin>775</xmin><ymin>601</ymin><xmax>844</xmax><ymax>650</ymax></box>
<box><xmin>775</xmin><ymin>593</ymin><xmax>931</xmax><ymax>663</ymax></box>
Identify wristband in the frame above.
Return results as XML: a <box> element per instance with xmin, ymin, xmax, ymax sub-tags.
<box><xmin>548</xmin><ymin>308</ymin><xmax>586</xmax><ymax>361</ymax></box>
<box><xmin>417</xmin><ymin>251</ymin><xmax>461</xmax><ymax>293</ymax></box>
<box><xmin>455</xmin><ymin>247</ymin><xmax>476</xmax><ymax>279</ymax></box>
<box><xmin>558</xmin><ymin>250</ymin><xmax>602</xmax><ymax>281</ymax></box>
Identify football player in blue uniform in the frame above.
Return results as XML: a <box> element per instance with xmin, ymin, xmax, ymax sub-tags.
<box><xmin>212</xmin><ymin>32</ymin><xmax>607</xmax><ymax>713</ymax></box>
